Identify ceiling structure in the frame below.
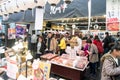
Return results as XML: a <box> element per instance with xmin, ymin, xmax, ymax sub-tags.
<box><xmin>1</xmin><ymin>0</ymin><xmax>106</xmax><ymax>26</ymax></box>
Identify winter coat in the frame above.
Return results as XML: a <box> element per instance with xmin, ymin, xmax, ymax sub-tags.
<box><xmin>88</xmin><ymin>44</ymin><xmax>98</xmax><ymax>63</ymax></box>
<box><xmin>46</xmin><ymin>37</ymin><xmax>57</xmax><ymax>52</ymax></box>
<box><xmin>101</xmin><ymin>53</ymin><xmax>120</xmax><ymax>80</ymax></box>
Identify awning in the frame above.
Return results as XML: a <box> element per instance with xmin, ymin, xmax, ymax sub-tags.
<box><xmin>6</xmin><ymin>0</ymin><xmax>106</xmax><ymax>23</ymax></box>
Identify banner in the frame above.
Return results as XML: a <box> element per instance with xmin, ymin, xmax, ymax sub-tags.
<box><xmin>35</xmin><ymin>8</ymin><xmax>44</xmax><ymax>30</ymax></box>
<box><xmin>106</xmin><ymin>0</ymin><xmax>119</xmax><ymax>31</ymax></box>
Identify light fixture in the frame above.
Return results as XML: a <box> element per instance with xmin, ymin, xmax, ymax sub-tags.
<box><xmin>72</xmin><ymin>24</ymin><xmax>76</xmax><ymax>29</ymax></box>
<box><xmin>47</xmin><ymin>0</ymin><xmax>60</xmax><ymax>6</ymax></box>
<box><xmin>64</xmin><ymin>0</ymin><xmax>73</xmax><ymax>4</ymax></box>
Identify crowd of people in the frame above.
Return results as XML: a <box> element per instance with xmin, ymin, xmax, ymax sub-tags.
<box><xmin>14</xmin><ymin>31</ymin><xmax>120</xmax><ymax>80</ymax></box>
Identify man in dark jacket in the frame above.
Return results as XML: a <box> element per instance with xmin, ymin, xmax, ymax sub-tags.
<box><xmin>103</xmin><ymin>32</ymin><xmax>114</xmax><ymax>53</ymax></box>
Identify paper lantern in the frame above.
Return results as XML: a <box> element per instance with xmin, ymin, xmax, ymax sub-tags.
<box><xmin>5</xmin><ymin>1</ymin><xmax>14</xmax><ymax>14</ymax></box>
<box><xmin>35</xmin><ymin>0</ymin><xmax>47</xmax><ymax>8</ymax></box>
<box><xmin>1</xmin><ymin>3</ymin><xmax>8</xmax><ymax>15</ymax></box>
<box><xmin>17</xmin><ymin>0</ymin><xmax>28</xmax><ymax>11</ymax></box>
<box><xmin>0</xmin><ymin>6</ymin><xmax>3</xmax><ymax>16</ymax></box>
<box><xmin>10</xmin><ymin>0</ymin><xmax>20</xmax><ymax>13</ymax></box>
<box><xmin>24</xmin><ymin>0</ymin><xmax>36</xmax><ymax>10</ymax></box>
<box><xmin>47</xmin><ymin>0</ymin><xmax>60</xmax><ymax>6</ymax></box>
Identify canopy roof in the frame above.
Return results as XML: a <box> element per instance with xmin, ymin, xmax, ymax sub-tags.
<box><xmin>7</xmin><ymin>0</ymin><xmax>106</xmax><ymax>23</ymax></box>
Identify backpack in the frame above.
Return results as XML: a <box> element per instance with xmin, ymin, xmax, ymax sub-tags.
<box><xmin>94</xmin><ymin>41</ymin><xmax>104</xmax><ymax>53</ymax></box>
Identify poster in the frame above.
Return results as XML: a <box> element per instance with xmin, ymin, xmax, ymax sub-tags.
<box><xmin>16</xmin><ymin>25</ymin><xmax>26</xmax><ymax>38</ymax></box>
<box><xmin>32</xmin><ymin>60</ymin><xmax>51</xmax><ymax>80</ymax></box>
<box><xmin>8</xmin><ymin>28</ymin><xmax>16</xmax><ymax>39</ymax></box>
<box><xmin>7</xmin><ymin>60</ymin><xmax>18</xmax><ymax>79</ymax></box>
<box><xmin>106</xmin><ymin>0</ymin><xmax>119</xmax><ymax>31</ymax></box>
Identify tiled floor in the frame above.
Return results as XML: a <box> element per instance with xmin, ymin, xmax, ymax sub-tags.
<box><xmin>0</xmin><ymin>68</ymin><xmax>101</xmax><ymax>80</ymax></box>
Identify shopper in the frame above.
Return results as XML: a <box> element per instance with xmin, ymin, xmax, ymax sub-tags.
<box><xmin>46</xmin><ymin>32</ymin><xmax>57</xmax><ymax>53</ymax></box>
<box><xmin>58</xmin><ymin>34</ymin><xmax>66</xmax><ymax>55</ymax></box>
<box><xmin>31</xmin><ymin>31</ymin><xmax>37</xmax><ymax>53</ymax></box>
<box><xmin>75</xmin><ymin>32</ymin><xmax>82</xmax><ymax>50</ymax></box>
<box><xmin>103</xmin><ymin>32</ymin><xmax>114</xmax><ymax>53</ymax></box>
<box><xmin>101</xmin><ymin>44</ymin><xmax>120</xmax><ymax>80</ymax></box>
<box><xmin>86</xmin><ymin>39</ymin><xmax>98</xmax><ymax>77</ymax></box>
<box><xmin>93</xmin><ymin>35</ymin><xmax>104</xmax><ymax>68</ymax></box>
<box><xmin>36</xmin><ymin>36</ymin><xmax>46</xmax><ymax>59</ymax></box>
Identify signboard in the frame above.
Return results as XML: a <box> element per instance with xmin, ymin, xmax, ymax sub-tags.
<box><xmin>106</xmin><ymin>0</ymin><xmax>119</xmax><ymax>31</ymax></box>
<box><xmin>32</xmin><ymin>60</ymin><xmax>51</xmax><ymax>80</ymax></box>
<box><xmin>7</xmin><ymin>60</ymin><xmax>18</xmax><ymax>79</ymax></box>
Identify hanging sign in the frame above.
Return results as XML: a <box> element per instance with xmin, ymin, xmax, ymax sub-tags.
<box><xmin>32</xmin><ymin>60</ymin><xmax>51</xmax><ymax>80</ymax></box>
<box><xmin>106</xmin><ymin>0</ymin><xmax>119</xmax><ymax>31</ymax></box>
<box><xmin>35</xmin><ymin>8</ymin><xmax>44</xmax><ymax>30</ymax></box>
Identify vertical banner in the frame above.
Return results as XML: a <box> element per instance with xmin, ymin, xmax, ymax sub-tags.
<box><xmin>35</xmin><ymin>8</ymin><xmax>44</xmax><ymax>30</ymax></box>
<box><xmin>106</xmin><ymin>0</ymin><xmax>119</xmax><ymax>31</ymax></box>
<box><xmin>88</xmin><ymin>0</ymin><xmax>91</xmax><ymax>31</ymax></box>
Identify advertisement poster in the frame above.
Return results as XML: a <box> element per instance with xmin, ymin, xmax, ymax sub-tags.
<box><xmin>7</xmin><ymin>60</ymin><xmax>18</xmax><ymax>79</ymax></box>
<box><xmin>32</xmin><ymin>61</ymin><xmax>51</xmax><ymax>80</ymax></box>
<box><xmin>8</xmin><ymin>28</ymin><xmax>16</xmax><ymax>39</ymax></box>
<box><xmin>106</xmin><ymin>0</ymin><xmax>119</xmax><ymax>31</ymax></box>
<box><xmin>8</xmin><ymin>23</ymin><xmax>16</xmax><ymax>39</ymax></box>
<box><xmin>16</xmin><ymin>25</ymin><xmax>26</xmax><ymax>38</ymax></box>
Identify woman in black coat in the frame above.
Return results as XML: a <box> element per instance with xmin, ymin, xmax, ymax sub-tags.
<box><xmin>36</xmin><ymin>36</ymin><xmax>46</xmax><ymax>59</ymax></box>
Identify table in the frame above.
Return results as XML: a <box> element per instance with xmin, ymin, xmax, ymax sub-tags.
<box><xmin>51</xmin><ymin>63</ymin><xmax>85</xmax><ymax>80</ymax></box>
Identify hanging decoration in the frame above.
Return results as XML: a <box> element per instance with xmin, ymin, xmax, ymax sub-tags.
<box><xmin>47</xmin><ymin>0</ymin><xmax>61</xmax><ymax>6</ymax></box>
<box><xmin>0</xmin><ymin>0</ymin><xmax>74</xmax><ymax>16</ymax></box>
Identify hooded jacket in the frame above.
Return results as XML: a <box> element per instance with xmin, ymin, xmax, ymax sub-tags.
<box><xmin>101</xmin><ymin>52</ymin><xmax>120</xmax><ymax>80</ymax></box>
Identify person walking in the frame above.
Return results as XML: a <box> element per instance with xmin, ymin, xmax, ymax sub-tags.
<box><xmin>101</xmin><ymin>44</ymin><xmax>120</xmax><ymax>80</ymax></box>
<box><xmin>86</xmin><ymin>39</ymin><xmax>98</xmax><ymax>78</ymax></box>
